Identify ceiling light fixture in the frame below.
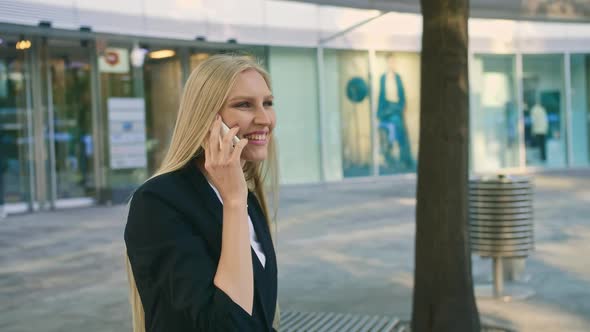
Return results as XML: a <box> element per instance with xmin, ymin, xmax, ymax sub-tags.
<box><xmin>16</xmin><ymin>37</ymin><xmax>31</xmax><ymax>50</ymax></box>
<box><xmin>193</xmin><ymin>53</ymin><xmax>209</xmax><ymax>61</ymax></box>
<box><xmin>148</xmin><ymin>49</ymin><xmax>176</xmax><ymax>59</ymax></box>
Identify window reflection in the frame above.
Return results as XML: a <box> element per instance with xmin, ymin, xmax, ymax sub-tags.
<box><xmin>374</xmin><ymin>52</ymin><xmax>419</xmax><ymax>175</ymax></box>
<box><xmin>471</xmin><ymin>55</ymin><xmax>519</xmax><ymax>172</ymax></box>
<box><xmin>143</xmin><ymin>49</ymin><xmax>182</xmax><ymax>175</ymax></box>
<box><xmin>333</xmin><ymin>50</ymin><xmax>372</xmax><ymax>178</ymax></box>
<box><xmin>522</xmin><ymin>54</ymin><xmax>566</xmax><ymax>168</ymax></box>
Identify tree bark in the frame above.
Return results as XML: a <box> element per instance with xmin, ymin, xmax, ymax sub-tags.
<box><xmin>412</xmin><ymin>0</ymin><xmax>480</xmax><ymax>331</ymax></box>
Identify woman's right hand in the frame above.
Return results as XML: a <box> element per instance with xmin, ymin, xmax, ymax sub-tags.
<box><xmin>203</xmin><ymin>115</ymin><xmax>249</xmax><ymax>205</ymax></box>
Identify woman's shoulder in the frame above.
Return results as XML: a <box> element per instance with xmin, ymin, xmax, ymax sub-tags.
<box><xmin>127</xmin><ymin>170</ymin><xmax>191</xmax><ymax>218</ymax></box>
<box><xmin>125</xmin><ymin>169</ymin><xmax>194</xmax><ymax>245</ymax></box>
<box><xmin>128</xmin><ymin>164</ymin><xmax>213</xmax><ymax>218</ymax></box>
<box><xmin>133</xmin><ymin>166</ymin><xmax>197</xmax><ymax>201</ymax></box>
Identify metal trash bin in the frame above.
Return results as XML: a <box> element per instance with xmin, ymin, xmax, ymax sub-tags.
<box><xmin>469</xmin><ymin>174</ymin><xmax>535</xmax><ymax>300</ymax></box>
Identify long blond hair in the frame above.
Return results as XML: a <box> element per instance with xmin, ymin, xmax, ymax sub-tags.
<box><xmin>125</xmin><ymin>54</ymin><xmax>279</xmax><ymax>332</ymax></box>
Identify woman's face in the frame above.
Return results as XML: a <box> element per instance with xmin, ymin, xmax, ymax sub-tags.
<box><xmin>219</xmin><ymin>69</ymin><xmax>276</xmax><ymax>162</ymax></box>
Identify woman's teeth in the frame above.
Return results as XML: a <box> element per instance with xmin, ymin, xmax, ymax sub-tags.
<box><xmin>245</xmin><ymin>134</ymin><xmax>266</xmax><ymax>141</ymax></box>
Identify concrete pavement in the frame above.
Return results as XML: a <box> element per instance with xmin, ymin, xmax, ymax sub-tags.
<box><xmin>1</xmin><ymin>170</ymin><xmax>589</xmax><ymax>331</ymax></box>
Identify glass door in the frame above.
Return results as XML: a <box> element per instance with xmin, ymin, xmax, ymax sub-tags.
<box><xmin>0</xmin><ymin>34</ymin><xmax>34</xmax><ymax>212</ymax></box>
<box><xmin>44</xmin><ymin>39</ymin><xmax>96</xmax><ymax>202</ymax></box>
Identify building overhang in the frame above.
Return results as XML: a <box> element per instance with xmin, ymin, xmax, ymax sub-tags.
<box><xmin>283</xmin><ymin>0</ymin><xmax>590</xmax><ymax>23</ymax></box>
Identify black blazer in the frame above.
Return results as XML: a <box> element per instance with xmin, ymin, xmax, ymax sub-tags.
<box><xmin>124</xmin><ymin>160</ymin><xmax>278</xmax><ymax>331</ymax></box>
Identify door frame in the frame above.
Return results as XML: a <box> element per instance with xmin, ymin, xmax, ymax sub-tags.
<box><xmin>31</xmin><ymin>36</ymin><xmax>101</xmax><ymax>210</ymax></box>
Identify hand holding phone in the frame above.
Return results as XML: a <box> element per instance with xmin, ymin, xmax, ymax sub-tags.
<box><xmin>221</xmin><ymin>121</ymin><xmax>241</xmax><ymax>146</ymax></box>
<box><xmin>205</xmin><ymin>116</ymin><xmax>249</xmax><ymax>203</ymax></box>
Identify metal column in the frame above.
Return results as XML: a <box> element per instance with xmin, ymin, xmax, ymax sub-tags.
<box><xmin>29</xmin><ymin>36</ymin><xmax>49</xmax><ymax>210</ymax></box>
<box><xmin>45</xmin><ymin>52</ymin><xmax>57</xmax><ymax>209</ymax></box>
<box><xmin>368</xmin><ymin>49</ymin><xmax>379</xmax><ymax>176</ymax></box>
<box><xmin>493</xmin><ymin>257</ymin><xmax>504</xmax><ymax>297</ymax></box>
<box><xmin>564</xmin><ymin>53</ymin><xmax>574</xmax><ymax>167</ymax></box>
<box><xmin>515</xmin><ymin>53</ymin><xmax>526</xmax><ymax>171</ymax></box>
<box><xmin>89</xmin><ymin>40</ymin><xmax>106</xmax><ymax>203</ymax></box>
<box><xmin>23</xmin><ymin>40</ymin><xmax>36</xmax><ymax>211</ymax></box>
<box><xmin>316</xmin><ymin>46</ymin><xmax>328</xmax><ymax>181</ymax></box>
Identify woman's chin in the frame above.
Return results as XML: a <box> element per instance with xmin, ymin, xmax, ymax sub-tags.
<box><xmin>241</xmin><ymin>145</ymin><xmax>269</xmax><ymax>162</ymax></box>
<box><xmin>241</xmin><ymin>152</ymin><xmax>267</xmax><ymax>162</ymax></box>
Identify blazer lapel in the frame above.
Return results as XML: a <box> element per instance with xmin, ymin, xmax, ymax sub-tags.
<box><xmin>248</xmin><ymin>193</ymin><xmax>278</xmax><ymax>330</ymax></box>
<box><xmin>247</xmin><ymin>193</ymin><xmax>277</xmax><ymax>271</ymax></box>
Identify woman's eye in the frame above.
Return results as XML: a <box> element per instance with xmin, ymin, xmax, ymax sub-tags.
<box><xmin>235</xmin><ymin>102</ymin><xmax>250</xmax><ymax>108</ymax></box>
<box><xmin>264</xmin><ymin>101</ymin><xmax>274</xmax><ymax>107</ymax></box>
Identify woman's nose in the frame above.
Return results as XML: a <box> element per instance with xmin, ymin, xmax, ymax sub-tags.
<box><xmin>254</xmin><ymin>105</ymin><xmax>272</xmax><ymax>124</ymax></box>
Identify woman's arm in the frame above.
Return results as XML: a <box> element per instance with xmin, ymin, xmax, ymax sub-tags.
<box><xmin>214</xmin><ymin>200</ymin><xmax>254</xmax><ymax>315</ymax></box>
<box><xmin>204</xmin><ymin>115</ymin><xmax>254</xmax><ymax>315</ymax></box>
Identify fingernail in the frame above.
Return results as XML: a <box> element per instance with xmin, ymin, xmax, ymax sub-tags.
<box><xmin>216</xmin><ymin>114</ymin><xmax>220</xmax><ymax>120</ymax></box>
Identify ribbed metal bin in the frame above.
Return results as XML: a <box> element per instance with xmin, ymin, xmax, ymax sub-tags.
<box><xmin>469</xmin><ymin>174</ymin><xmax>535</xmax><ymax>299</ymax></box>
<box><xmin>280</xmin><ymin>311</ymin><xmax>404</xmax><ymax>332</ymax></box>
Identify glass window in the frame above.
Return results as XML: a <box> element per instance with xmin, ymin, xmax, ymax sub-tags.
<box><xmin>471</xmin><ymin>54</ymin><xmax>520</xmax><ymax>172</ymax></box>
<box><xmin>522</xmin><ymin>54</ymin><xmax>567</xmax><ymax>168</ymax></box>
<box><xmin>326</xmin><ymin>50</ymin><xmax>372</xmax><ymax>178</ymax></box>
<box><xmin>190</xmin><ymin>51</ymin><xmax>212</xmax><ymax>71</ymax></box>
<box><xmin>323</xmin><ymin>50</ymin><xmax>343</xmax><ymax>181</ymax></box>
<box><xmin>570</xmin><ymin>54</ymin><xmax>590</xmax><ymax>166</ymax></box>
<box><xmin>374</xmin><ymin>51</ymin><xmax>420</xmax><ymax>175</ymax></box>
<box><xmin>268</xmin><ymin>47</ymin><xmax>321</xmax><ymax>184</ymax></box>
<box><xmin>0</xmin><ymin>34</ymin><xmax>33</xmax><ymax>206</ymax></box>
<box><xmin>143</xmin><ymin>46</ymin><xmax>182</xmax><ymax>175</ymax></box>
<box><xmin>98</xmin><ymin>42</ymin><xmax>147</xmax><ymax>203</ymax></box>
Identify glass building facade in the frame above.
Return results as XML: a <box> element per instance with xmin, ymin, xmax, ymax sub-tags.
<box><xmin>1</xmin><ymin>2</ymin><xmax>590</xmax><ymax>215</ymax></box>
<box><xmin>470</xmin><ymin>52</ymin><xmax>590</xmax><ymax>173</ymax></box>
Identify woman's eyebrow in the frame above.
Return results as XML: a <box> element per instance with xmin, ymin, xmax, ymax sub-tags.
<box><xmin>228</xmin><ymin>95</ymin><xmax>274</xmax><ymax>102</ymax></box>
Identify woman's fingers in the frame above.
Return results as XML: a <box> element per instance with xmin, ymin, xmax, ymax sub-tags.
<box><xmin>209</xmin><ymin>115</ymin><xmax>222</xmax><ymax>153</ymax></box>
<box><xmin>223</xmin><ymin>126</ymin><xmax>240</xmax><ymax>145</ymax></box>
<box><xmin>207</xmin><ymin>115</ymin><xmax>243</xmax><ymax>162</ymax></box>
<box><xmin>220</xmin><ymin>126</ymin><xmax>240</xmax><ymax>156</ymax></box>
<box><xmin>231</xmin><ymin>137</ymin><xmax>249</xmax><ymax>161</ymax></box>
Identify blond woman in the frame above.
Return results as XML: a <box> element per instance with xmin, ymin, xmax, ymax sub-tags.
<box><xmin>124</xmin><ymin>55</ymin><xmax>279</xmax><ymax>331</ymax></box>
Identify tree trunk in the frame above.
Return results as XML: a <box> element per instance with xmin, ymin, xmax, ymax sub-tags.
<box><xmin>412</xmin><ymin>0</ymin><xmax>480</xmax><ymax>331</ymax></box>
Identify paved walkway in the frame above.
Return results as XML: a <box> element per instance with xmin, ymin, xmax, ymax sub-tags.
<box><xmin>1</xmin><ymin>170</ymin><xmax>589</xmax><ymax>332</ymax></box>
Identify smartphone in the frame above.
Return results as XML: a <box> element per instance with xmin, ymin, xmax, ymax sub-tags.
<box><xmin>221</xmin><ymin>121</ymin><xmax>241</xmax><ymax>146</ymax></box>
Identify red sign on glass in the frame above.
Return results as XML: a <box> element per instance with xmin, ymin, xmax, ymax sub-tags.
<box><xmin>105</xmin><ymin>51</ymin><xmax>120</xmax><ymax>66</ymax></box>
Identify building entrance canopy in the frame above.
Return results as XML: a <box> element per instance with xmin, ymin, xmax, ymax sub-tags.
<box><xmin>283</xmin><ymin>0</ymin><xmax>590</xmax><ymax>22</ymax></box>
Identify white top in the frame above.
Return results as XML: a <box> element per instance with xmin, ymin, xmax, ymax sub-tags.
<box><xmin>385</xmin><ymin>71</ymin><xmax>400</xmax><ymax>103</ymax></box>
<box><xmin>531</xmin><ymin>103</ymin><xmax>548</xmax><ymax>135</ymax></box>
<box><xmin>207</xmin><ymin>182</ymin><xmax>266</xmax><ymax>268</ymax></box>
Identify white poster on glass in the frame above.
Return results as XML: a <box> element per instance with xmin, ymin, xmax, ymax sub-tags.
<box><xmin>108</xmin><ymin>98</ymin><xmax>147</xmax><ymax>169</ymax></box>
